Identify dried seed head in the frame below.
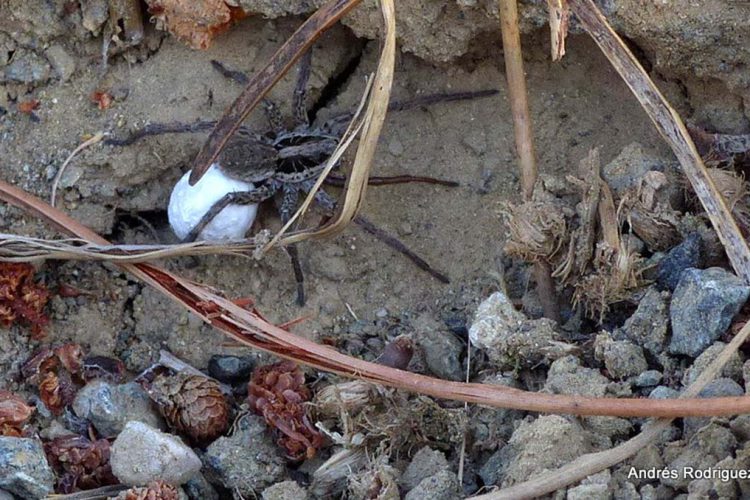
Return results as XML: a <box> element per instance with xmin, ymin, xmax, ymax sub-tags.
<box><xmin>0</xmin><ymin>262</ymin><xmax>50</xmax><ymax>338</ymax></box>
<box><xmin>149</xmin><ymin>372</ymin><xmax>230</xmax><ymax>444</ymax></box>
<box><xmin>314</xmin><ymin>380</ymin><xmax>377</xmax><ymax>419</ymax></box>
<box><xmin>22</xmin><ymin>344</ymin><xmax>84</xmax><ymax>415</ymax></box>
<box><xmin>248</xmin><ymin>361</ymin><xmax>323</xmax><ymax>460</ymax></box>
<box><xmin>502</xmin><ymin>201</ymin><xmax>569</xmax><ymax>262</ymax></box>
<box><xmin>114</xmin><ymin>480</ymin><xmax>180</xmax><ymax>500</ymax></box>
<box><xmin>0</xmin><ymin>390</ymin><xmax>34</xmax><ymax>436</ymax></box>
<box><xmin>44</xmin><ymin>435</ymin><xmax>117</xmax><ymax>493</ymax></box>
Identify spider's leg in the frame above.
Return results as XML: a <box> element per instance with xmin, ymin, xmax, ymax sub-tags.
<box><xmin>263</xmin><ymin>100</ymin><xmax>285</xmax><ymax>134</ymax></box>
<box><xmin>278</xmin><ymin>185</ymin><xmax>306</xmax><ymax>306</ymax></box>
<box><xmin>293</xmin><ymin>49</ymin><xmax>312</xmax><ymax>127</ymax></box>
<box><xmin>319</xmin><ymin>89</ymin><xmax>499</xmax><ymax>137</ymax></box>
<box><xmin>183</xmin><ymin>185</ymin><xmax>275</xmax><ymax>243</ymax></box>
<box><xmin>302</xmin><ymin>182</ymin><xmax>450</xmax><ymax>283</ymax></box>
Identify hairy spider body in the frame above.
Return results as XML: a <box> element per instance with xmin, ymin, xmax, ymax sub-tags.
<box><xmin>138</xmin><ymin>52</ymin><xmax>498</xmax><ymax>305</ymax></box>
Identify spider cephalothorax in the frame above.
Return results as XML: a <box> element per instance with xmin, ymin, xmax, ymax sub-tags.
<box><xmin>111</xmin><ymin>51</ymin><xmax>498</xmax><ymax>305</ymax></box>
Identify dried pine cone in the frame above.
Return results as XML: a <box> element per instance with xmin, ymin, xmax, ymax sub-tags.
<box><xmin>248</xmin><ymin>361</ymin><xmax>323</xmax><ymax>460</ymax></box>
<box><xmin>113</xmin><ymin>480</ymin><xmax>180</xmax><ymax>500</ymax></box>
<box><xmin>148</xmin><ymin>372</ymin><xmax>230</xmax><ymax>444</ymax></box>
<box><xmin>44</xmin><ymin>435</ymin><xmax>118</xmax><ymax>493</ymax></box>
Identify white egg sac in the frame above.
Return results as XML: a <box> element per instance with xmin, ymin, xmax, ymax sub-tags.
<box><xmin>168</xmin><ymin>164</ymin><xmax>259</xmax><ymax>241</ymax></box>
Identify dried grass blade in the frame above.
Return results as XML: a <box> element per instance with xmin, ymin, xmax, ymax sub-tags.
<box><xmin>567</xmin><ymin>0</ymin><xmax>750</xmax><ymax>283</ymax></box>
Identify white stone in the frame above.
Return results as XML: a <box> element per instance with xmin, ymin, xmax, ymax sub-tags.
<box><xmin>110</xmin><ymin>421</ymin><xmax>201</xmax><ymax>486</ymax></box>
<box><xmin>168</xmin><ymin>164</ymin><xmax>258</xmax><ymax>241</ymax></box>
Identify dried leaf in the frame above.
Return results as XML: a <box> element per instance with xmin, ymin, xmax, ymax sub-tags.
<box><xmin>0</xmin><ymin>390</ymin><xmax>33</xmax><ymax>436</ymax></box>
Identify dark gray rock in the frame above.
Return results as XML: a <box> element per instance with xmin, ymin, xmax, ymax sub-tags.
<box><xmin>415</xmin><ymin>314</ymin><xmax>464</xmax><ymax>381</ymax></box>
<box><xmin>184</xmin><ymin>472</ymin><xmax>220</xmax><ymax>500</ymax></box>
<box><xmin>0</xmin><ymin>437</ymin><xmax>55</xmax><ymax>499</ymax></box>
<box><xmin>73</xmin><ymin>380</ymin><xmax>164</xmax><ymax>436</ymax></box>
<box><xmin>657</xmin><ymin>233</ymin><xmax>702</xmax><ymax>291</ymax></box>
<box><xmin>649</xmin><ymin>386</ymin><xmax>679</xmax><ymax>400</ymax></box>
<box><xmin>668</xmin><ymin>268</ymin><xmax>750</xmax><ymax>357</ymax></box>
<box><xmin>684</xmin><ymin>378</ymin><xmax>744</xmax><ymax>437</ymax></box>
<box><xmin>400</xmin><ymin>447</ymin><xmax>449</xmax><ymax>491</ymax></box>
<box><xmin>594</xmin><ymin>333</ymin><xmax>648</xmax><ymax>379</ymax></box>
<box><xmin>204</xmin><ymin>414</ymin><xmax>286</xmax><ymax>496</ymax></box>
<box><xmin>620</xmin><ymin>287</ymin><xmax>669</xmax><ymax>356</ymax></box>
<box><xmin>404</xmin><ymin>470</ymin><xmax>459</xmax><ymax>500</ymax></box>
<box><xmin>634</xmin><ymin>370</ymin><xmax>662</xmax><ymax>387</ymax></box>
<box><xmin>208</xmin><ymin>355</ymin><xmax>254</xmax><ymax>383</ymax></box>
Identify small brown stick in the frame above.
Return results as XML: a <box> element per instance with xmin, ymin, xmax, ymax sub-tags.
<box><xmin>471</xmin><ymin>317</ymin><xmax>750</xmax><ymax>499</ymax></box>
<box><xmin>498</xmin><ymin>0</ymin><xmax>560</xmax><ymax>321</ymax></box>
<box><xmin>190</xmin><ymin>0</ymin><xmax>365</xmax><ymax>185</ymax></box>
<box><xmin>567</xmin><ymin>0</ymin><xmax>750</xmax><ymax>284</ymax></box>
<box><xmin>8</xmin><ymin>177</ymin><xmax>750</xmax><ymax>417</ymax></box>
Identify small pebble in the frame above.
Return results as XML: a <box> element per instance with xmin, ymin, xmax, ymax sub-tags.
<box><xmin>633</xmin><ymin>370</ymin><xmax>662</xmax><ymax>387</ymax></box>
<box><xmin>400</xmin><ymin>446</ymin><xmax>449</xmax><ymax>491</ymax></box>
<box><xmin>110</xmin><ymin>421</ymin><xmax>202</xmax><ymax>486</ymax></box>
<box><xmin>73</xmin><ymin>380</ymin><xmax>164</xmax><ymax>436</ymax></box>
<box><xmin>656</xmin><ymin>232</ymin><xmax>702</xmax><ymax>291</ymax></box>
<box><xmin>415</xmin><ymin>314</ymin><xmax>464</xmax><ymax>381</ymax></box>
<box><xmin>375</xmin><ymin>308</ymin><xmax>389</xmax><ymax>318</ymax></box>
<box><xmin>649</xmin><ymin>386</ymin><xmax>679</xmax><ymax>399</ymax></box>
<box><xmin>0</xmin><ymin>437</ymin><xmax>55</xmax><ymax>499</ymax></box>
<box><xmin>3</xmin><ymin>49</ymin><xmax>50</xmax><ymax>84</ymax></box>
<box><xmin>404</xmin><ymin>470</ymin><xmax>459</xmax><ymax>500</ymax></box>
<box><xmin>594</xmin><ymin>333</ymin><xmax>648</xmax><ymax>379</ymax></box>
<box><xmin>204</xmin><ymin>415</ymin><xmax>286</xmax><ymax>496</ymax></box>
<box><xmin>207</xmin><ymin>355</ymin><xmax>254</xmax><ymax>383</ymax></box>
<box><xmin>262</xmin><ymin>480</ymin><xmax>308</xmax><ymax>500</ymax></box>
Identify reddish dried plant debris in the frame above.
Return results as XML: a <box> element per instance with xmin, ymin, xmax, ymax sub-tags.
<box><xmin>248</xmin><ymin>361</ymin><xmax>324</xmax><ymax>461</ymax></box>
<box><xmin>44</xmin><ymin>435</ymin><xmax>118</xmax><ymax>493</ymax></box>
<box><xmin>114</xmin><ymin>480</ymin><xmax>180</xmax><ymax>500</ymax></box>
<box><xmin>0</xmin><ymin>390</ymin><xmax>34</xmax><ymax>437</ymax></box>
<box><xmin>0</xmin><ymin>262</ymin><xmax>50</xmax><ymax>338</ymax></box>
<box><xmin>17</xmin><ymin>99</ymin><xmax>40</xmax><ymax>114</ymax></box>
<box><xmin>90</xmin><ymin>91</ymin><xmax>113</xmax><ymax>110</ymax></box>
<box><xmin>377</xmin><ymin>336</ymin><xmax>414</xmax><ymax>370</ymax></box>
<box><xmin>22</xmin><ymin>344</ymin><xmax>84</xmax><ymax>415</ymax></box>
<box><xmin>82</xmin><ymin>355</ymin><xmax>127</xmax><ymax>383</ymax></box>
<box><xmin>148</xmin><ymin>372</ymin><xmax>230</xmax><ymax>444</ymax></box>
<box><xmin>145</xmin><ymin>0</ymin><xmax>246</xmax><ymax>50</ymax></box>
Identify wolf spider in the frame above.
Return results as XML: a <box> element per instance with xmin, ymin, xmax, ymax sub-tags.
<box><xmin>107</xmin><ymin>51</ymin><xmax>497</xmax><ymax>305</ymax></box>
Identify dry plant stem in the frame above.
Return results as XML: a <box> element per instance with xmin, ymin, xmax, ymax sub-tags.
<box><xmin>190</xmin><ymin>0</ymin><xmax>364</xmax><ymax>184</ymax></box>
<box><xmin>498</xmin><ymin>0</ymin><xmax>560</xmax><ymax>321</ymax></box>
<box><xmin>7</xmin><ymin>179</ymin><xmax>750</xmax><ymax>417</ymax></box>
<box><xmin>50</xmin><ymin>132</ymin><xmax>108</xmax><ymax>208</ymax></box>
<box><xmin>567</xmin><ymin>0</ymin><xmax>750</xmax><ymax>284</ymax></box>
<box><xmin>0</xmin><ymin>233</ymin><xmax>265</xmax><ymax>262</ymax></box>
<box><xmin>471</xmin><ymin>318</ymin><xmax>750</xmax><ymax>500</ymax></box>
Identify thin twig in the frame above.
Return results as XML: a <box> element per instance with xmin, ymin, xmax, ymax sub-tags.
<box><xmin>7</xmin><ymin>179</ymin><xmax>750</xmax><ymax>418</ymax></box>
<box><xmin>51</xmin><ymin>131</ymin><xmax>108</xmax><ymax>207</ymax></box>
<box><xmin>498</xmin><ymin>0</ymin><xmax>560</xmax><ymax>321</ymax></box>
